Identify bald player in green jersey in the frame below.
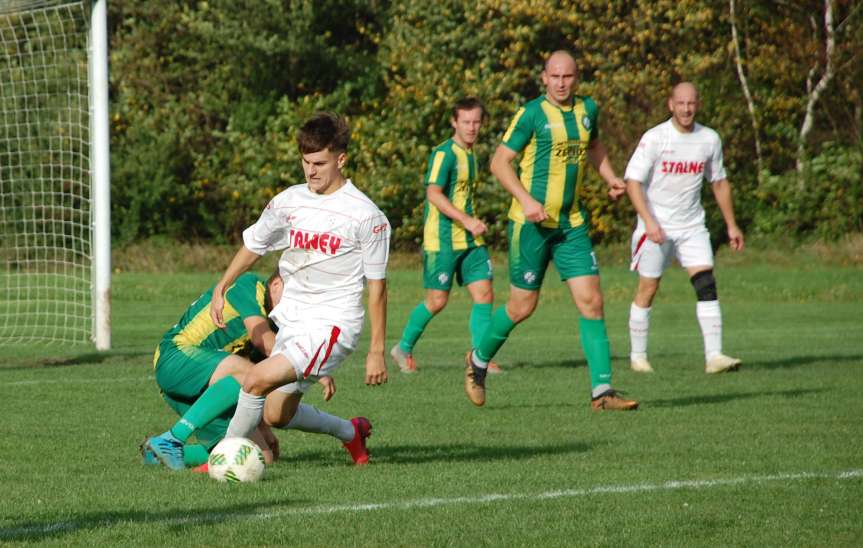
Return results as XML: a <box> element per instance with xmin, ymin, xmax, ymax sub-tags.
<box><xmin>390</xmin><ymin>97</ymin><xmax>500</xmax><ymax>374</ymax></box>
<box><xmin>464</xmin><ymin>50</ymin><xmax>638</xmax><ymax>411</ymax></box>
<box><xmin>143</xmin><ymin>271</ymin><xmax>372</xmax><ymax>470</ymax></box>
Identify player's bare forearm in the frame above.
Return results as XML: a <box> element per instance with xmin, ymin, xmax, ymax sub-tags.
<box><xmin>626</xmin><ymin>179</ymin><xmax>665</xmax><ymax>244</ymax></box>
<box><xmin>244</xmin><ymin>316</ymin><xmax>276</xmax><ymax>356</ymax></box>
<box><xmin>712</xmin><ymin>179</ymin><xmax>744</xmax><ymax>250</ymax></box>
<box><xmin>364</xmin><ymin>278</ymin><xmax>388</xmax><ymax>385</ymax></box>
<box><xmin>211</xmin><ymin>246</ymin><xmax>262</xmax><ymax>328</ymax></box>
<box><xmin>588</xmin><ymin>140</ymin><xmax>625</xmax><ymax>199</ymax></box>
<box><xmin>427</xmin><ymin>186</ymin><xmax>486</xmax><ymax>236</ymax></box>
<box><xmin>491</xmin><ymin>144</ymin><xmax>547</xmax><ymax>222</ymax></box>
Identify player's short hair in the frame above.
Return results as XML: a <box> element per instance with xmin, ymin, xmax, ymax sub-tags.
<box><xmin>264</xmin><ymin>269</ymin><xmax>281</xmax><ymax>313</ymax></box>
<box><xmin>297</xmin><ymin>112</ymin><xmax>350</xmax><ymax>154</ymax></box>
<box><xmin>452</xmin><ymin>97</ymin><xmax>484</xmax><ymax>121</ymax></box>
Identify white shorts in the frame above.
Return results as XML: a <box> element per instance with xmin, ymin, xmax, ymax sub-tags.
<box><xmin>273</xmin><ymin>325</ymin><xmax>353</xmax><ymax>395</ymax></box>
<box><xmin>630</xmin><ymin>225</ymin><xmax>714</xmax><ymax>278</ymax></box>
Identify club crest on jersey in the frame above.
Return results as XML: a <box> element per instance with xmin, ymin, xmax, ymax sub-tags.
<box><xmin>290</xmin><ymin>228</ymin><xmax>342</xmax><ymax>255</ymax></box>
<box><xmin>581</xmin><ymin>115</ymin><xmax>591</xmax><ymax>130</ymax></box>
<box><xmin>661</xmin><ymin>160</ymin><xmax>705</xmax><ymax>175</ymax></box>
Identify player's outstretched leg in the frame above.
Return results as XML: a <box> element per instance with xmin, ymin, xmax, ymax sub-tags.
<box><xmin>581</xmin><ymin>317</ymin><xmax>639</xmax><ymax>411</ymax></box>
<box><xmin>464</xmin><ymin>351</ymin><xmax>487</xmax><ymax>406</ymax></box>
<box><xmin>629</xmin><ymin>303</ymin><xmax>654</xmax><ymax>373</ymax></box>
<box><xmin>342</xmin><ymin>417</ymin><xmax>373</xmax><ymax>465</ymax></box>
<box><xmin>390</xmin><ymin>344</ymin><xmax>417</xmax><ymax>373</ymax></box>
<box><xmin>392</xmin><ymin>303</ymin><xmax>434</xmax><ymax>372</ymax></box>
<box><xmin>144</xmin><ymin>432</ymin><xmax>185</xmax><ymax>470</ymax></box>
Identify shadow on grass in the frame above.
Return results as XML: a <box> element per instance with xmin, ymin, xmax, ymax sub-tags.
<box><xmin>646</xmin><ymin>387</ymin><xmax>826</xmax><ymax>408</ymax></box>
<box><xmin>0</xmin><ymin>498</ymin><xmax>308</xmax><ymax>543</ymax></box>
<box><xmin>744</xmin><ymin>354</ymin><xmax>863</xmax><ymax>370</ymax></box>
<box><xmin>502</xmin><ymin>359</ymin><xmax>586</xmax><ymax>370</ymax></box>
<box><xmin>0</xmin><ymin>350</ymin><xmax>151</xmax><ymax>371</ymax></box>
<box><xmin>291</xmin><ymin>440</ymin><xmax>590</xmax><ymax>466</ymax></box>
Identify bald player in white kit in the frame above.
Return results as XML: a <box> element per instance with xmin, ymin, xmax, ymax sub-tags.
<box><xmin>624</xmin><ymin>82</ymin><xmax>744</xmax><ymax>375</ymax></box>
<box><xmin>210</xmin><ymin>112</ymin><xmax>390</xmax><ymax>464</ymax></box>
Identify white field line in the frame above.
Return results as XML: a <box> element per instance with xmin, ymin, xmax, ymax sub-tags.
<box><xmin>1</xmin><ymin>469</ymin><xmax>860</xmax><ymax>539</ymax></box>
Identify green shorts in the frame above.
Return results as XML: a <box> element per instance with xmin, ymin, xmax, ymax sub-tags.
<box><xmin>162</xmin><ymin>392</ymin><xmax>230</xmax><ymax>450</ymax></box>
<box><xmin>508</xmin><ymin>221</ymin><xmax>599</xmax><ymax>290</ymax></box>
<box><xmin>423</xmin><ymin>246</ymin><xmax>493</xmax><ymax>291</ymax></box>
<box><xmin>154</xmin><ymin>340</ymin><xmax>230</xmax><ymax>401</ymax></box>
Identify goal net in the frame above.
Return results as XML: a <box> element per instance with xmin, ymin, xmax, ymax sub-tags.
<box><xmin>0</xmin><ymin>0</ymin><xmax>110</xmax><ymax>348</ymax></box>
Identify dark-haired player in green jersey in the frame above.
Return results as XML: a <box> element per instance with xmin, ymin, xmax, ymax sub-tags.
<box><xmin>142</xmin><ymin>271</ymin><xmax>372</xmax><ymax>470</ymax></box>
<box><xmin>390</xmin><ymin>97</ymin><xmax>501</xmax><ymax>375</ymax></box>
<box><xmin>464</xmin><ymin>50</ymin><xmax>638</xmax><ymax>411</ymax></box>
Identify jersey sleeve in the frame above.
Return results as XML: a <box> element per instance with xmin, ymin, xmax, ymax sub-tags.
<box><xmin>424</xmin><ymin>149</ymin><xmax>454</xmax><ymax>190</ymax></box>
<box><xmin>357</xmin><ymin>211</ymin><xmax>390</xmax><ymax>280</ymax></box>
<box><xmin>500</xmin><ymin>106</ymin><xmax>533</xmax><ymax>153</ymax></box>
<box><xmin>225</xmin><ymin>274</ymin><xmax>266</xmax><ymax>319</ymax></box>
<box><xmin>624</xmin><ymin>132</ymin><xmax>659</xmax><ymax>184</ymax></box>
<box><xmin>706</xmin><ymin>133</ymin><xmax>728</xmax><ymax>183</ymax></box>
<box><xmin>243</xmin><ymin>197</ymin><xmax>292</xmax><ymax>255</ymax></box>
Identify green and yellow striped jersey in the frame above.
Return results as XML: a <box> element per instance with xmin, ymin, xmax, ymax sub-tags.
<box><xmin>501</xmin><ymin>95</ymin><xmax>599</xmax><ymax>228</ymax></box>
<box><xmin>422</xmin><ymin>138</ymin><xmax>484</xmax><ymax>252</ymax></box>
<box><xmin>161</xmin><ymin>272</ymin><xmax>267</xmax><ymax>354</ymax></box>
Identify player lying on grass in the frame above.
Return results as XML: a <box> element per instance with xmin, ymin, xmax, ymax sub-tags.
<box><xmin>209</xmin><ymin>112</ymin><xmax>390</xmax><ymax>447</ymax></box>
<box><xmin>390</xmin><ymin>97</ymin><xmax>501</xmax><ymax>375</ymax></box>
<box><xmin>142</xmin><ymin>270</ymin><xmax>372</xmax><ymax>470</ymax></box>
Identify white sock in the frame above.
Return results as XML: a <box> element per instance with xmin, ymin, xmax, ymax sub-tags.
<box><xmin>696</xmin><ymin>300</ymin><xmax>722</xmax><ymax>360</ymax></box>
<box><xmin>471</xmin><ymin>349</ymin><xmax>488</xmax><ymax>369</ymax></box>
<box><xmin>629</xmin><ymin>303</ymin><xmax>651</xmax><ymax>360</ymax></box>
<box><xmin>225</xmin><ymin>390</ymin><xmax>266</xmax><ymax>439</ymax></box>
<box><xmin>281</xmin><ymin>403</ymin><xmax>355</xmax><ymax>442</ymax></box>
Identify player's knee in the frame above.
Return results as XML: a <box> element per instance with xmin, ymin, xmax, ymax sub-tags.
<box><xmin>264</xmin><ymin>406</ymin><xmax>287</xmax><ymax>428</ymax></box>
<box><xmin>425</xmin><ymin>293</ymin><xmax>448</xmax><ymax>314</ymax></box>
<box><xmin>241</xmin><ymin>371</ymin><xmax>271</xmax><ymax>396</ymax></box>
<box><xmin>507</xmin><ymin>301</ymin><xmax>535</xmax><ymax>323</ymax></box>
<box><xmin>690</xmin><ymin>269</ymin><xmax>718</xmax><ymax>301</ymax></box>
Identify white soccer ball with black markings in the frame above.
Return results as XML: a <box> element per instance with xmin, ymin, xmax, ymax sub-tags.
<box><xmin>207</xmin><ymin>437</ymin><xmax>265</xmax><ymax>483</ymax></box>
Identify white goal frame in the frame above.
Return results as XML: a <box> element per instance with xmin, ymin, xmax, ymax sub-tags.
<box><xmin>0</xmin><ymin>0</ymin><xmax>110</xmax><ymax>349</ymax></box>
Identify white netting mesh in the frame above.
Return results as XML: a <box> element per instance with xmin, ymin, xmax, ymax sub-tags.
<box><xmin>0</xmin><ymin>1</ymin><xmax>92</xmax><ymax>345</ymax></box>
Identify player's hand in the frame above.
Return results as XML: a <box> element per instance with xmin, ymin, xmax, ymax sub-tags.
<box><xmin>210</xmin><ymin>283</ymin><xmax>227</xmax><ymax>328</ymax></box>
<box><xmin>728</xmin><ymin>224</ymin><xmax>744</xmax><ymax>251</ymax></box>
<box><xmin>644</xmin><ymin>220</ymin><xmax>666</xmax><ymax>244</ymax></box>
<box><xmin>318</xmin><ymin>375</ymin><xmax>336</xmax><ymax>401</ymax></box>
<box><xmin>259</xmin><ymin>423</ymin><xmax>280</xmax><ymax>461</ymax></box>
<box><xmin>463</xmin><ymin>217</ymin><xmax>488</xmax><ymax>237</ymax></box>
<box><xmin>607</xmin><ymin>177</ymin><xmax>626</xmax><ymax>201</ymax></box>
<box><xmin>522</xmin><ymin>197</ymin><xmax>548</xmax><ymax>223</ymax></box>
<box><xmin>364</xmin><ymin>352</ymin><xmax>388</xmax><ymax>386</ymax></box>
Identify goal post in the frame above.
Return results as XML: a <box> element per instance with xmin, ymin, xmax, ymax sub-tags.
<box><xmin>0</xmin><ymin>0</ymin><xmax>110</xmax><ymax>349</ymax></box>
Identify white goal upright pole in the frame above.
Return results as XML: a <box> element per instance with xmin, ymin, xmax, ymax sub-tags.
<box><xmin>90</xmin><ymin>0</ymin><xmax>110</xmax><ymax>350</ymax></box>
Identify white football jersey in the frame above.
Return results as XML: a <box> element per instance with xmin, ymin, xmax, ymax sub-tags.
<box><xmin>242</xmin><ymin>179</ymin><xmax>390</xmax><ymax>349</ymax></box>
<box><xmin>624</xmin><ymin>119</ymin><xmax>727</xmax><ymax>231</ymax></box>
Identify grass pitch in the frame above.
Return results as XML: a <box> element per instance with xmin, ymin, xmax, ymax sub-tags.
<box><xmin>1</xmin><ymin>249</ymin><xmax>861</xmax><ymax>546</ymax></box>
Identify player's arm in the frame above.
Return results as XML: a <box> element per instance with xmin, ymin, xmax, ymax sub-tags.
<box><xmin>244</xmin><ymin>316</ymin><xmax>276</xmax><ymax>356</ymax></box>
<box><xmin>490</xmin><ymin>144</ymin><xmax>547</xmax><ymax>223</ymax></box>
<box><xmin>711</xmin><ymin>179</ymin><xmax>744</xmax><ymax>251</ymax></box>
<box><xmin>211</xmin><ymin>247</ymin><xmax>261</xmax><ymax>328</ymax></box>
<box><xmin>426</xmin><ymin>185</ymin><xmax>487</xmax><ymax>237</ymax></box>
<box><xmin>364</xmin><ymin>278</ymin><xmax>388</xmax><ymax>386</ymax></box>
<box><xmin>625</xmin><ymin>179</ymin><xmax>665</xmax><ymax>244</ymax></box>
<box><xmin>587</xmin><ymin>139</ymin><xmax>626</xmax><ymax>200</ymax></box>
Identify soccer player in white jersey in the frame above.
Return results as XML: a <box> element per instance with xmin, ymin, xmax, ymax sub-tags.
<box><xmin>209</xmin><ymin>112</ymin><xmax>390</xmax><ymax>463</ymax></box>
<box><xmin>624</xmin><ymin>82</ymin><xmax>744</xmax><ymax>375</ymax></box>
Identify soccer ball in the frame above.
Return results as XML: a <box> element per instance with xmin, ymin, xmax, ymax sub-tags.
<box><xmin>207</xmin><ymin>437</ymin><xmax>266</xmax><ymax>483</ymax></box>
